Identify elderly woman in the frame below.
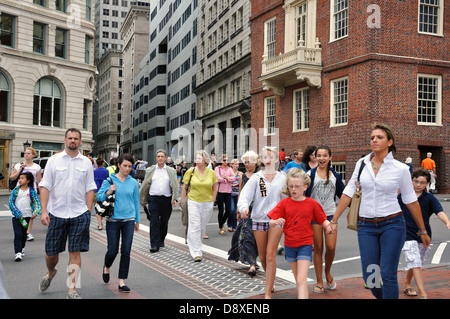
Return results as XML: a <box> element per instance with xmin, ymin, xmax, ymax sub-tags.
<box><xmin>180</xmin><ymin>151</ymin><xmax>218</xmax><ymax>262</ymax></box>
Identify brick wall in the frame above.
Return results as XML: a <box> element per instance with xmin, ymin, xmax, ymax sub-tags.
<box><xmin>250</xmin><ymin>0</ymin><xmax>450</xmax><ymax>192</ymax></box>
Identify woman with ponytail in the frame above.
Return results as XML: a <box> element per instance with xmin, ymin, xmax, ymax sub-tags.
<box><xmin>305</xmin><ymin>146</ymin><xmax>345</xmax><ymax>294</ymax></box>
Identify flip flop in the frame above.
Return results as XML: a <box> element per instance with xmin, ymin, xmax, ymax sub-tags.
<box><xmin>404</xmin><ymin>288</ymin><xmax>418</xmax><ymax>297</ymax></box>
<box><xmin>313</xmin><ymin>285</ymin><xmax>324</xmax><ymax>294</ymax></box>
<box><xmin>327</xmin><ymin>277</ymin><xmax>337</xmax><ymax>290</ymax></box>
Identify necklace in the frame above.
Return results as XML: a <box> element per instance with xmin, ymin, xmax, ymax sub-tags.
<box><xmin>371</xmin><ymin>161</ymin><xmax>379</xmax><ymax>170</ymax></box>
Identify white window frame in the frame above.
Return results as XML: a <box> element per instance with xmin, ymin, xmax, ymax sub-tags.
<box><xmin>264</xmin><ymin>17</ymin><xmax>276</xmax><ymax>59</ymax></box>
<box><xmin>418</xmin><ymin>0</ymin><xmax>444</xmax><ymax>36</ymax></box>
<box><xmin>330</xmin><ymin>76</ymin><xmax>348</xmax><ymax>127</ymax></box>
<box><xmin>330</xmin><ymin>0</ymin><xmax>348</xmax><ymax>42</ymax></box>
<box><xmin>264</xmin><ymin>96</ymin><xmax>276</xmax><ymax>136</ymax></box>
<box><xmin>296</xmin><ymin>2</ymin><xmax>308</xmax><ymax>46</ymax></box>
<box><xmin>293</xmin><ymin>87</ymin><xmax>309</xmax><ymax>132</ymax></box>
<box><xmin>417</xmin><ymin>73</ymin><xmax>442</xmax><ymax>126</ymax></box>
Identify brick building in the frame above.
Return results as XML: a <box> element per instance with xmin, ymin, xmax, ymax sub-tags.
<box><xmin>250</xmin><ymin>0</ymin><xmax>449</xmax><ymax>193</ymax></box>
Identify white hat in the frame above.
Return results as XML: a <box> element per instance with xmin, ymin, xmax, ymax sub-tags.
<box><xmin>405</xmin><ymin>157</ymin><xmax>412</xmax><ymax>164</ymax></box>
<box><xmin>427</xmin><ymin>152</ymin><xmax>432</xmax><ymax>157</ymax></box>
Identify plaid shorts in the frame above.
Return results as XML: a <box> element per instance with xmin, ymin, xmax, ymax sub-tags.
<box><xmin>45</xmin><ymin>211</ymin><xmax>90</xmax><ymax>256</ymax></box>
<box><xmin>252</xmin><ymin>221</ymin><xmax>270</xmax><ymax>232</ymax></box>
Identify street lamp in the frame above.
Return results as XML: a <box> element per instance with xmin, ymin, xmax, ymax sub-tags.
<box><xmin>21</xmin><ymin>140</ymin><xmax>31</xmax><ymax>157</ymax></box>
<box><xmin>23</xmin><ymin>140</ymin><xmax>31</xmax><ymax>151</ymax></box>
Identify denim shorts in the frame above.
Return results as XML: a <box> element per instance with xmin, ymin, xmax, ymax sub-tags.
<box><xmin>45</xmin><ymin>211</ymin><xmax>90</xmax><ymax>256</ymax></box>
<box><xmin>284</xmin><ymin>245</ymin><xmax>313</xmax><ymax>262</ymax></box>
<box><xmin>311</xmin><ymin>214</ymin><xmax>334</xmax><ymax>225</ymax></box>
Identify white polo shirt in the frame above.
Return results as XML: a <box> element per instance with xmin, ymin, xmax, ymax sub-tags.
<box><xmin>39</xmin><ymin>150</ymin><xmax>97</xmax><ymax>218</ymax></box>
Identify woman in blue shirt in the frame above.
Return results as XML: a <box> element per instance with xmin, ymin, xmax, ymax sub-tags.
<box><xmin>97</xmin><ymin>153</ymin><xmax>140</xmax><ymax>293</ymax></box>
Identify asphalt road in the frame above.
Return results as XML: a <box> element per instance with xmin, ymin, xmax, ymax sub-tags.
<box><xmin>0</xmin><ymin>193</ymin><xmax>448</xmax><ymax>300</ymax></box>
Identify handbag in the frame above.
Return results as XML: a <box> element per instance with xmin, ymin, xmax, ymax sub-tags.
<box><xmin>347</xmin><ymin>161</ymin><xmax>366</xmax><ymax>231</ymax></box>
<box><xmin>9</xmin><ymin>163</ymin><xmax>24</xmax><ymax>190</ymax></box>
<box><xmin>181</xmin><ymin>167</ymin><xmax>195</xmax><ymax>227</ymax></box>
<box><xmin>95</xmin><ymin>178</ymin><xmax>115</xmax><ymax>218</ymax></box>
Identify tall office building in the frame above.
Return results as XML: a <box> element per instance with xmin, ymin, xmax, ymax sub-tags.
<box><xmin>0</xmin><ymin>0</ymin><xmax>96</xmax><ymax>188</ymax></box>
<box><xmin>194</xmin><ymin>0</ymin><xmax>252</xmax><ymax>159</ymax></box>
<box><xmin>132</xmin><ymin>0</ymin><xmax>199</xmax><ymax>164</ymax></box>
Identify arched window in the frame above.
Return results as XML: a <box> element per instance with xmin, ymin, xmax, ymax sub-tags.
<box><xmin>33</xmin><ymin>77</ymin><xmax>62</xmax><ymax>127</ymax></box>
<box><xmin>0</xmin><ymin>71</ymin><xmax>10</xmax><ymax>122</ymax></box>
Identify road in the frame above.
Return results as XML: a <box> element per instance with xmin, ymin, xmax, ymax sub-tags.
<box><xmin>0</xmin><ymin>193</ymin><xmax>448</xmax><ymax>300</ymax></box>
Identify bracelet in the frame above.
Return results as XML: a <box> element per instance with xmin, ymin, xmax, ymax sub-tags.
<box><xmin>330</xmin><ymin>220</ymin><xmax>337</xmax><ymax>224</ymax></box>
<box><xmin>417</xmin><ymin>229</ymin><xmax>427</xmax><ymax>236</ymax></box>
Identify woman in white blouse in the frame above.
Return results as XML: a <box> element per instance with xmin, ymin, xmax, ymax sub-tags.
<box><xmin>330</xmin><ymin>123</ymin><xmax>430</xmax><ymax>299</ymax></box>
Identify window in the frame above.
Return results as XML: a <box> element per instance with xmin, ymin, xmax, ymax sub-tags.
<box><xmin>0</xmin><ymin>13</ymin><xmax>15</xmax><ymax>48</ymax></box>
<box><xmin>418</xmin><ymin>0</ymin><xmax>443</xmax><ymax>35</ymax></box>
<box><xmin>264</xmin><ymin>97</ymin><xmax>276</xmax><ymax>135</ymax></box>
<box><xmin>265</xmin><ymin>18</ymin><xmax>276</xmax><ymax>58</ymax></box>
<box><xmin>55</xmin><ymin>28</ymin><xmax>67</xmax><ymax>59</ymax></box>
<box><xmin>33</xmin><ymin>78</ymin><xmax>63</xmax><ymax>127</ymax></box>
<box><xmin>85</xmin><ymin>36</ymin><xmax>91</xmax><ymax>64</ymax></box>
<box><xmin>33</xmin><ymin>0</ymin><xmax>46</xmax><ymax>6</ymax></box>
<box><xmin>0</xmin><ymin>71</ymin><xmax>10</xmax><ymax>122</ymax></box>
<box><xmin>86</xmin><ymin>0</ymin><xmax>92</xmax><ymax>21</ymax></box>
<box><xmin>331</xmin><ymin>77</ymin><xmax>348</xmax><ymax>126</ymax></box>
<box><xmin>331</xmin><ymin>0</ymin><xmax>348</xmax><ymax>41</ymax></box>
<box><xmin>296</xmin><ymin>3</ymin><xmax>307</xmax><ymax>45</ymax></box>
<box><xmin>231</xmin><ymin>78</ymin><xmax>241</xmax><ymax>102</ymax></box>
<box><xmin>333</xmin><ymin>162</ymin><xmax>346</xmax><ymax>182</ymax></box>
<box><xmin>83</xmin><ymin>100</ymin><xmax>89</xmax><ymax>130</ymax></box>
<box><xmin>417</xmin><ymin>74</ymin><xmax>441</xmax><ymax>125</ymax></box>
<box><xmin>293</xmin><ymin>88</ymin><xmax>309</xmax><ymax>131</ymax></box>
<box><xmin>55</xmin><ymin>0</ymin><xmax>67</xmax><ymax>13</ymax></box>
<box><xmin>33</xmin><ymin>22</ymin><xmax>46</xmax><ymax>54</ymax></box>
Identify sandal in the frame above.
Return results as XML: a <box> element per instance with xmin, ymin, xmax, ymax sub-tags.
<box><xmin>326</xmin><ymin>277</ymin><xmax>337</xmax><ymax>290</ymax></box>
<box><xmin>219</xmin><ymin>228</ymin><xmax>226</xmax><ymax>235</ymax></box>
<box><xmin>247</xmin><ymin>266</ymin><xmax>256</xmax><ymax>277</ymax></box>
<box><xmin>313</xmin><ymin>285</ymin><xmax>324</xmax><ymax>294</ymax></box>
<box><xmin>403</xmin><ymin>288</ymin><xmax>418</xmax><ymax>297</ymax></box>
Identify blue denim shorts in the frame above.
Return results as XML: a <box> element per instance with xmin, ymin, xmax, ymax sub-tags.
<box><xmin>284</xmin><ymin>245</ymin><xmax>313</xmax><ymax>262</ymax></box>
<box><xmin>311</xmin><ymin>214</ymin><xmax>334</xmax><ymax>225</ymax></box>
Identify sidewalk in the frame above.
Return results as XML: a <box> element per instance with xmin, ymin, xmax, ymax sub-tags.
<box><xmin>247</xmin><ymin>263</ymin><xmax>450</xmax><ymax>299</ymax></box>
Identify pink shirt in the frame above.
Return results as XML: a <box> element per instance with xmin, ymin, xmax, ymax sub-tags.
<box><xmin>215</xmin><ymin>165</ymin><xmax>238</xmax><ymax>193</ymax></box>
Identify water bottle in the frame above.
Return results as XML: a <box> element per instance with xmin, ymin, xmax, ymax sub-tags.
<box><xmin>19</xmin><ymin>217</ymin><xmax>28</xmax><ymax>229</ymax></box>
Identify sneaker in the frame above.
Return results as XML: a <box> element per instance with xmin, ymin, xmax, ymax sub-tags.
<box><xmin>26</xmin><ymin>233</ymin><xmax>34</xmax><ymax>241</ymax></box>
<box><xmin>67</xmin><ymin>291</ymin><xmax>82</xmax><ymax>299</ymax></box>
<box><xmin>21</xmin><ymin>249</ymin><xmax>25</xmax><ymax>257</ymax></box>
<box><xmin>39</xmin><ymin>269</ymin><xmax>57</xmax><ymax>292</ymax></box>
<box><xmin>14</xmin><ymin>253</ymin><xmax>22</xmax><ymax>262</ymax></box>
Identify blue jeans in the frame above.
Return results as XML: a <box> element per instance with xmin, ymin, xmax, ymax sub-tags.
<box><xmin>357</xmin><ymin>214</ymin><xmax>406</xmax><ymax>299</ymax></box>
<box><xmin>227</xmin><ymin>195</ymin><xmax>238</xmax><ymax>230</ymax></box>
<box><xmin>105</xmin><ymin>219</ymin><xmax>135</xmax><ymax>279</ymax></box>
<box><xmin>12</xmin><ymin>217</ymin><xmax>30</xmax><ymax>254</ymax></box>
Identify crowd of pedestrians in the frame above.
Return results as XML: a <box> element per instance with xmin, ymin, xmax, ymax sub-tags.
<box><xmin>4</xmin><ymin>122</ymin><xmax>449</xmax><ymax>299</ymax></box>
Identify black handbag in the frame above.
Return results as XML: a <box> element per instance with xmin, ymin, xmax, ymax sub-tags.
<box><xmin>9</xmin><ymin>164</ymin><xmax>24</xmax><ymax>190</ymax></box>
<box><xmin>95</xmin><ymin>178</ymin><xmax>115</xmax><ymax>217</ymax></box>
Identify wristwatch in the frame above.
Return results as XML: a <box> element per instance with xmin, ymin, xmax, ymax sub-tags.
<box><xmin>417</xmin><ymin>229</ymin><xmax>428</xmax><ymax>236</ymax></box>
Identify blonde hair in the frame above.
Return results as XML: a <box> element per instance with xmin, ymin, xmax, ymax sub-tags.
<box><xmin>195</xmin><ymin>150</ymin><xmax>210</xmax><ymax>165</ymax></box>
<box><xmin>241</xmin><ymin>150</ymin><xmax>259</xmax><ymax>165</ymax></box>
<box><xmin>230</xmin><ymin>158</ymin><xmax>239</xmax><ymax>165</ymax></box>
<box><xmin>282</xmin><ymin>168</ymin><xmax>311</xmax><ymax>196</ymax></box>
<box><xmin>25</xmin><ymin>147</ymin><xmax>37</xmax><ymax>158</ymax></box>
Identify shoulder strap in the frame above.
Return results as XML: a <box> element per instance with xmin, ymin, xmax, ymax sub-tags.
<box><xmin>187</xmin><ymin>167</ymin><xmax>195</xmax><ymax>186</ymax></box>
<box><xmin>357</xmin><ymin>161</ymin><xmax>366</xmax><ymax>181</ymax></box>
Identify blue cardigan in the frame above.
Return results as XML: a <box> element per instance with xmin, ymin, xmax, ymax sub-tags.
<box><xmin>96</xmin><ymin>173</ymin><xmax>140</xmax><ymax>222</ymax></box>
<box><xmin>305</xmin><ymin>167</ymin><xmax>345</xmax><ymax>200</ymax></box>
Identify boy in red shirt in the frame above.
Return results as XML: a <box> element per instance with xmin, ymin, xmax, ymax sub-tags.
<box><xmin>268</xmin><ymin>168</ymin><xmax>333</xmax><ymax>299</ymax></box>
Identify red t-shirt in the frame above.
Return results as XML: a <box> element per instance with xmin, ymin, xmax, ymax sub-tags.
<box><xmin>268</xmin><ymin>197</ymin><xmax>326</xmax><ymax>247</ymax></box>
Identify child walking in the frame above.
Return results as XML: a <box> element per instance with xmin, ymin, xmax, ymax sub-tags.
<box><xmin>268</xmin><ymin>168</ymin><xmax>333</xmax><ymax>299</ymax></box>
<box><xmin>9</xmin><ymin>172</ymin><xmax>41</xmax><ymax>262</ymax></box>
<box><xmin>398</xmin><ymin>167</ymin><xmax>450</xmax><ymax>299</ymax></box>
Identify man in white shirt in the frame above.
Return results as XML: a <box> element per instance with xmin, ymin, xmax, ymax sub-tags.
<box><xmin>39</xmin><ymin>128</ymin><xmax>96</xmax><ymax>299</ymax></box>
<box><xmin>139</xmin><ymin>150</ymin><xmax>179</xmax><ymax>252</ymax></box>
